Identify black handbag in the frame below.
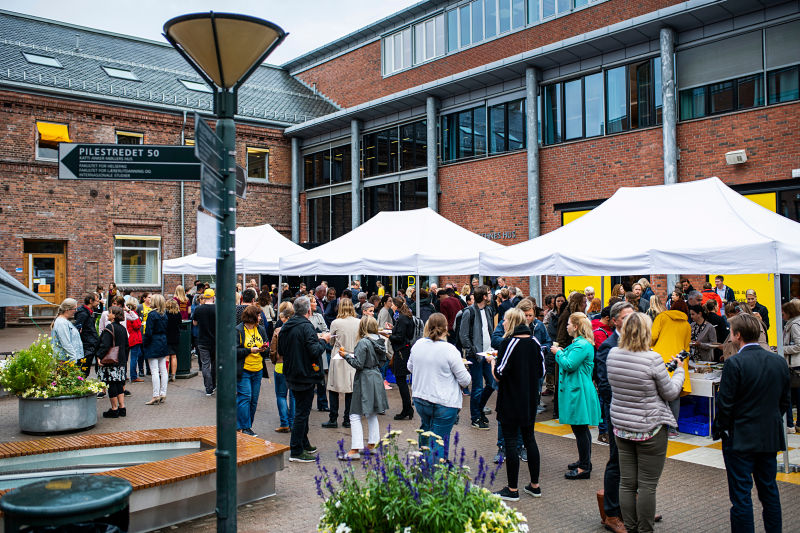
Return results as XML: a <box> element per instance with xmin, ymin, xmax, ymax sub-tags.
<box><xmin>789</xmin><ymin>367</ymin><xmax>800</xmax><ymax>389</ymax></box>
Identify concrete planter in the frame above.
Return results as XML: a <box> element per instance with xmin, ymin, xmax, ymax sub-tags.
<box><xmin>18</xmin><ymin>394</ymin><xmax>97</xmax><ymax>435</ymax></box>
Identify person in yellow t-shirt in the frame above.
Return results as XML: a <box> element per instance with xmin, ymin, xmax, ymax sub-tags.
<box><xmin>376</xmin><ymin>281</ymin><xmax>385</xmax><ymax>297</ymax></box>
<box><xmin>235</xmin><ymin>306</ymin><xmax>268</xmax><ymax>437</ymax></box>
<box><xmin>270</xmin><ymin>301</ymin><xmax>295</xmax><ymax>433</ymax></box>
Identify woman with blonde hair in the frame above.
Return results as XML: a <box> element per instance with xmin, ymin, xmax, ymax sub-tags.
<box><xmin>324</xmin><ymin>298</ymin><xmax>361</xmax><ymax>429</ymax></box>
<box><xmin>51</xmin><ymin>298</ymin><xmax>83</xmax><ymax>362</ymax></box>
<box><xmin>165</xmin><ymin>299</ymin><xmax>182</xmax><ymax>382</ymax></box>
<box><xmin>651</xmin><ymin>298</ymin><xmax>690</xmax><ymax>437</ymax></box>
<box><xmin>407</xmin><ymin>313</ymin><xmax>470</xmax><ymax>458</ymax></box>
<box><xmin>338</xmin><ymin>315</ymin><xmax>389</xmax><ymax>460</ymax></box>
<box><xmin>270</xmin><ymin>301</ymin><xmax>295</xmax><ymax>433</ymax></box>
<box><xmin>607</xmin><ymin>312</ymin><xmax>684</xmax><ymax>533</ymax></box>
<box><xmin>551</xmin><ymin>312</ymin><xmax>601</xmax><ymax>479</ymax></box>
<box><xmin>142</xmin><ymin>294</ymin><xmax>169</xmax><ymax>405</ymax></box>
<box><xmin>173</xmin><ymin>285</ymin><xmax>190</xmax><ymax>320</ymax></box>
<box><xmin>488</xmin><ymin>308</ymin><xmax>544</xmax><ymax>501</ymax></box>
<box><xmin>646</xmin><ymin>295</ymin><xmax>666</xmax><ymax>320</ymax></box>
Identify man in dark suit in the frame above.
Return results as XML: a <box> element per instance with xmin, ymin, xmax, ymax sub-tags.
<box><xmin>595</xmin><ymin>301</ymin><xmax>635</xmax><ymax>533</ymax></box>
<box><xmin>712</xmin><ymin>313</ymin><xmax>789</xmax><ymax>533</ymax></box>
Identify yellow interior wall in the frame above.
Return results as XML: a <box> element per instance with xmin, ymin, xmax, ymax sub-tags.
<box><xmin>561</xmin><ymin>210</ymin><xmax>612</xmax><ymax>306</ymax></box>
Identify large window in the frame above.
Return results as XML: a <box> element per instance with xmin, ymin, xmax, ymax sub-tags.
<box><xmin>307</xmin><ymin>193</ymin><xmax>353</xmax><ymax>243</ymax></box>
<box><xmin>363</xmin><ymin>178</ymin><xmax>428</xmax><ymax>221</ymax></box>
<box><xmin>767</xmin><ymin>65</ymin><xmax>799</xmax><ymax>105</ymax></box>
<box><xmin>114</xmin><ymin>236</ymin><xmax>160</xmax><ymax>286</ymax></box>
<box><xmin>385</xmin><ymin>15</ymin><xmax>444</xmax><ymax>74</ymax></box>
<box><xmin>441</xmin><ymin>106</ymin><xmax>486</xmax><ymax>161</ymax></box>
<box><xmin>488</xmin><ymin>99</ymin><xmax>526</xmax><ymax>153</ymax></box>
<box><xmin>246</xmin><ymin>147</ymin><xmax>269</xmax><ymax>181</ymax></box>
<box><xmin>679</xmin><ymin>74</ymin><xmax>764</xmax><ymax>121</ymax></box>
<box><xmin>116</xmin><ymin>131</ymin><xmax>142</xmax><ymax>145</ymax></box>
<box><xmin>362</xmin><ymin>120</ymin><xmax>426</xmax><ymax>179</ymax></box>
<box><xmin>541</xmin><ymin>57</ymin><xmax>661</xmax><ymax>145</ymax></box>
<box><xmin>303</xmin><ymin>145</ymin><xmax>351</xmax><ymax>189</ymax></box>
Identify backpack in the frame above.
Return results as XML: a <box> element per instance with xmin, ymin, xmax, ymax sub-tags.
<box><xmin>410</xmin><ymin>316</ymin><xmax>424</xmax><ymax>348</ymax></box>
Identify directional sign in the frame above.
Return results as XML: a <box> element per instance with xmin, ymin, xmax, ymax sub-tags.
<box><xmin>200</xmin><ymin>167</ymin><xmax>225</xmax><ymax>219</ymax></box>
<box><xmin>236</xmin><ymin>165</ymin><xmax>247</xmax><ymax>199</ymax></box>
<box><xmin>194</xmin><ymin>113</ymin><xmax>223</xmax><ymax>175</ymax></box>
<box><xmin>59</xmin><ymin>144</ymin><xmax>200</xmax><ymax>181</ymax></box>
<box><xmin>197</xmin><ymin>210</ymin><xmax>224</xmax><ymax>260</ymax></box>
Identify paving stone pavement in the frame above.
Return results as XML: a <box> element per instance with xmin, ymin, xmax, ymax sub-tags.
<box><xmin>1</xmin><ymin>327</ymin><xmax>799</xmax><ymax>532</ymax></box>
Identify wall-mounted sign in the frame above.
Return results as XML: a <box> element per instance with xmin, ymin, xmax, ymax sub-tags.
<box><xmin>480</xmin><ymin>231</ymin><xmax>517</xmax><ymax>241</ymax></box>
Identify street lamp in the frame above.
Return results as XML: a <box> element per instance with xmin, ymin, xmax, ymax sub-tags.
<box><xmin>163</xmin><ymin>12</ymin><xmax>285</xmax><ymax>532</ymax></box>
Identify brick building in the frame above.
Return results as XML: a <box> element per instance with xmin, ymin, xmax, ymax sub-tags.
<box><xmin>280</xmin><ymin>0</ymin><xmax>800</xmax><ymax>318</ymax></box>
<box><xmin>0</xmin><ymin>10</ymin><xmax>335</xmax><ymax>323</ymax></box>
<box><xmin>2</xmin><ymin>1</ymin><xmax>800</xmax><ymax>325</ymax></box>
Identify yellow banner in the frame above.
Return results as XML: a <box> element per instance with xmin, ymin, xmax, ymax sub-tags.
<box><xmin>561</xmin><ymin>210</ymin><xmax>612</xmax><ymax>306</ymax></box>
<box><xmin>711</xmin><ymin>192</ymin><xmax>777</xmax><ymax>343</ymax></box>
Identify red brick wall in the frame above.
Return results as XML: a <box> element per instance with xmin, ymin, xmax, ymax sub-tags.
<box><xmin>0</xmin><ymin>90</ymin><xmax>292</xmax><ymax>321</ymax></box>
<box><xmin>296</xmin><ymin>0</ymin><xmax>683</xmax><ymax>108</ymax></box>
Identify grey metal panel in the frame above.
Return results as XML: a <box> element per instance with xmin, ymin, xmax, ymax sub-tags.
<box><xmin>559</xmin><ymin>61</ymin><xmax>581</xmax><ymax>77</ymax></box>
<box><xmin>602</xmin><ymin>47</ymin><xmax>627</xmax><ymax>64</ymax></box>
<box><xmin>625</xmin><ymin>41</ymin><xmax>651</xmax><ymax>58</ymax></box>
<box><xmin>765</xmin><ymin>19</ymin><xmax>800</xmax><ymax>69</ymax></box>
<box><xmin>703</xmin><ymin>19</ymin><xmax>736</xmax><ymax>38</ymax></box>
<box><xmin>677</xmin><ymin>30</ymin><xmax>763</xmax><ymax>88</ymax></box>
<box><xmin>733</xmin><ymin>10</ymin><xmax>767</xmax><ymax>29</ymax></box>
<box><xmin>580</xmin><ymin>55</ymin><xmax>603</xmax><ymax>70</ymax></box>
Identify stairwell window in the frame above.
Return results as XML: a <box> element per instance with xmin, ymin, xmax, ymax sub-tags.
<box><xmin>114</xmin><ymin>236</ymin><xmax>161</xmax><ymax>286</ymax></box>
<box><xmin>36</xmin><ymin>121</ymin><xmax>71</xmax><ymax>161</ymax></box>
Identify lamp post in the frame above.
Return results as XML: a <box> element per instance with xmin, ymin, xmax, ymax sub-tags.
<box><xmin>163</xmin><ymin>13</ymin><xmax>285</xmax><ymax>532</ymax></box>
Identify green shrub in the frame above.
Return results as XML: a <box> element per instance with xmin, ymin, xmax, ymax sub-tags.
<box><xmin>0</xmin><ymin>336</ymin><xmax>106</xmax><ymax>398</ymax></box>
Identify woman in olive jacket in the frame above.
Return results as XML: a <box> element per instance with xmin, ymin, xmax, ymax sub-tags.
<box><xmin>388</xmin><ymin>297</ymin><xmax>415</xmax><ymax>420</ymax></box>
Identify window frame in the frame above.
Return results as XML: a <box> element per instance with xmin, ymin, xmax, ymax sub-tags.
<box><xmin>22</xmin><ymin>52</ymin><xmax>63</xmax><ymax>68</ymax></box>
<box><xmin>113</xmin><ymin>236</ymin><xmax>161</xmax><ymax>287</ymax></box>
<box><xmin>678</xmin><ymin>73</ymin><xmax>768</xmax><ymax>121</ymax></box>
<box><xmin>35</xmin><ymin>121</ymin><xmax>69</xmax><ymax>162</ymax></box>
<box><xmin>246</xmin><ymin>147</ymin><xmax>270</xmax><ymax>182</ymax></box>
<box><xmin>179</xmin><ymin>79</ymin><xmax>213</xmax><ymax>93</ymax></box>
<box><xmin>116</xmin><ymin>131</ymin><xmax>143</xmax><ymax>145</ymax></box>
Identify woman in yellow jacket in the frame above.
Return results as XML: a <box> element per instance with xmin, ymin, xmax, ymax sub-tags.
<box><xmin>651</xmin><ymin>299</ymin><xmax>690</xmax><ymax>437</ymax></box>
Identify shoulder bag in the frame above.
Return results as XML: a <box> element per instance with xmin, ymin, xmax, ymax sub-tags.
<box><xmin>100</xmin><ymin>325</ymin><xmax>120</xmax><ymax>366</ymax></box>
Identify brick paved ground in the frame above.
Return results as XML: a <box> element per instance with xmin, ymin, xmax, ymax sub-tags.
<box><xmin>1</xmin><ymin>326</ymin><xmax>799</xmax><ymax>532</ymax></box>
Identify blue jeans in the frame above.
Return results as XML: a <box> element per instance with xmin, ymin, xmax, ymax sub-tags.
<box><xmin>414</xmin><ymin>398</ymin><xmax>459</xmax><ymax>459</ymax></box>
<box><xmin>129</xmin><ymin>344</ymin><xmax>142</xmax><ymax>380</ymax></box>
<box><xmin>273</xmin><ymin>371</ymin><xmax>295</xmax><ymax>428</ymax></box>
<box><xmin>722</xmin><ymin>440</ymin><xmax>782</xmax><ymax>533</ymax></box>
<box><xmin>236</xmin><ymin>369</ymin><xmax>262</xmax><ymax>430</ymax></box>
<box><xmin>468</xmin><ymin>357</ymin><xmax>486</xmax><ymax>422</ymax></box>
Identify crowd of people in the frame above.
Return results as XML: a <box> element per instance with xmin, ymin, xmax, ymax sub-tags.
<box><xmin>47</xmin><ymin>275</ymin><xmax>798</xmax><ymax>533</ymax></box>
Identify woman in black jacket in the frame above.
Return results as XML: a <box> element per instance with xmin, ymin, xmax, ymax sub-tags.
<box><xmin>489</xmin><ymin>308</ymin><xmax>543</xmax><ymax>501</ymax></box>
<box><xmin>388</xmin><ymin>297</ymin><xmax>415</xmax><ymax>420</ymax></box>
<box><xmin>143</xmin><ymin>294</ymin><xmax>169</xmax><ymax>405</ymax></box>
<box><xmin>235</xmin><ymin>306</ymin><xmax>269</xmax><ymax>437</ymax></box>
<box><xmin>165</xmin><ymin>299</ymin><xmax>182</xmax><ymax>382</ymax></box>
<box><xmin>97</xmin><ymin>306</ymin><xmax>129</xmax><ymax>418</ymax></box>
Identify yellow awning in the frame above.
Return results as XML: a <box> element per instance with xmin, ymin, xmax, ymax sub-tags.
<box><xmin>37</xmin><ymin>122</ymin><xmax>71</xmax><ymax>143</ymax></box>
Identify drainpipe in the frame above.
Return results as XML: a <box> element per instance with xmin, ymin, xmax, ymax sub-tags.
<box><xmin>526</xmin><ymin>66</ymin><xmax>541</xmax><ymax>303</ymax></box>
<box><xmin>661</xmin><ymin>27</ymin><xmax>680</xmax><ymax>293</ymax></box>
<box><xmin>180</xmin><ymin>111</ymin><xmax>186</xmax><ymax>287</ymax></box>
<box><xmin>291</xmin><ymin>137</ymin><xmax>300</xmax><ymax>243</ymax></box>
<box><xmin>426</xmin><ymin>96</ymin><xmax>439</xmax><ymax>288</ymax></box>
<box><xmin>351</xmin><ymin>119</ymin><xmax>361</xmax><ymax>281</ymax></box>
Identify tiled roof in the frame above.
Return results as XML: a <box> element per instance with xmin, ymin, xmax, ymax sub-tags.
<box><xmin>0</xmin><ymin>9</ymin><xmax>338</xmax><ymax>126</ymax></box>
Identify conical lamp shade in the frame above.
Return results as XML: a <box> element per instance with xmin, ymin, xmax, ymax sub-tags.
<box><xmin>165</xmin><ymin>13</ymin><xmax>285</xmax><ymax>89</ymax></box>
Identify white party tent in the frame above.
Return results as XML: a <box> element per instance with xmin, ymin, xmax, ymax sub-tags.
<box><xmin>279</xmin><ymin>207</ymin><xmax>504</xmax><ymax>275</ymax></box>
<box><xmin>479</xmin><ymin>177</ymin><xmax>800</xmax><ymax>276</ymax></box>
<box><xmin>162</xmin><ymin>223</ymin><xmax>305</xmax><ymax>274</ymax></box>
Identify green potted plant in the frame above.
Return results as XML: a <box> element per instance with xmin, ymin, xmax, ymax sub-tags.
<box><xmin>0</xmin><ymin>335</ymin><xmax>106</xmax><ymax>434</ymax></box>
<box><xmin>315</xmin><ymin>429</ymin><xmax>529</xmax><ymax>533</ymax></box>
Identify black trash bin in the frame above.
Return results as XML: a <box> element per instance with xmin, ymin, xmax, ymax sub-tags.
<box><xmin>0</xmin><ymin>475</ymin><xmax>132</xmax><ymax>533</ymax></box>
<box><xmin>176</xmin><ymin>320</ymin><xmax>197</xmax><ymax>378</ymax></box>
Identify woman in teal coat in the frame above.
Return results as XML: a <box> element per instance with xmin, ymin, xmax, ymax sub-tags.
<box><xmin>551</xmin><ymin>311</ymin><xmax>601</xmax><ymax>480</ymax></box>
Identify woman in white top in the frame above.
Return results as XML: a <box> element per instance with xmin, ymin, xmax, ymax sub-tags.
<box><xmin>51</xmin><ymin>298</ymin><xmax>84</xmax><ymax>362</ymax></box>
<box><xmin>407</xmin><ymin>313</ymin><xmax>471</xmax><ymax>458</ymax></box>
<box><xmin>324</xmin><ymin>298</ymin><xmax>361</xmax><ymax>428</ymax></box>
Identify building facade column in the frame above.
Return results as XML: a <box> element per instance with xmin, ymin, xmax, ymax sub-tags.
<box><xmin>350</xmin><ymin>119</ymin><xmax>361</xmax><ymax>232</ymax></box>
<box><xmin>291</xmin><ymin>136</ymin><xmax>300</xmax><ymax>243</ymax></box>
<box><xmin>526</xmin><ymin>66</ymin><xmax>541</xmax><ymax>302</ymax></box>
<box><xmin>660</xmin><ymin>27</ymin><xmax>680</xmax><ymax>292</ymax></box>
<box><xmin>426</xmin><ymin>96</ymin><xmax>439</xmax><ymax>287</ymax></box>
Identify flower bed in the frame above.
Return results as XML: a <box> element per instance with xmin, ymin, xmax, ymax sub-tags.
<box><xmin>0</xmin><ymin>336</ymin><xmax>105</xmax><ymax>398</ymax></box>
<box><xmin>316</xmin><ymin>429</ymin><xmax>528</xmax><ymax>533</ymax></box>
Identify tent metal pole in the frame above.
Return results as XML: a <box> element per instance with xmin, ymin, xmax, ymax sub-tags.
<box><xmin>278</xmin><ymin>274</ymin><xmax>282</xmax><ymax>310</ymax></box>
<box><xmin>601</xmin><ymin>276</ymin><xmax>605</xmax><ymax>307</ymax></box>
<box><xmin>774</xmin><ymin>273</ymin><xmax>797</xmax><ymax>473</ymax></box>
<box><xmin>416</xmin><ymin>272</ymin><xmax>420</xmax><ymax>318</ymax></box>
